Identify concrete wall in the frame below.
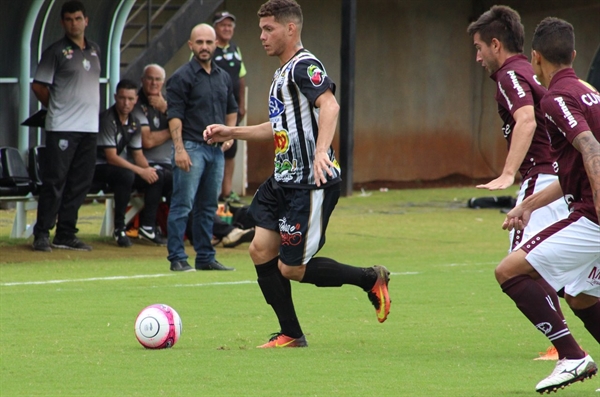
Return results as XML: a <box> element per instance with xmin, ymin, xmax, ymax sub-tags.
<box><xmin>3</xmin><ymin>0</ymin><xmax>599</xmax><ymax>188</ymax></box>
<box><xmin>173</xmin><ymin>0</ymin><xmax>597</xmax><ymax>188</ymax></box>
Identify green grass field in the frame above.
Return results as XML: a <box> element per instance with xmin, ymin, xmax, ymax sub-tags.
<box><xmin>1</xmin><ymin>187</ymin><xmax>598</xmax><ymax>396</ymax></box>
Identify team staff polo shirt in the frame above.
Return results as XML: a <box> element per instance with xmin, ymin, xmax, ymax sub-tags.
<box><xmin>214</xmin><ymin>43</ymin><xmax>246</xmax><ymax>104</ymax></box>
<box><xmin>96</xmin><ymin>106</ymin><xmax>147</xmax><ymax>165</ymax></box>
<box><xmin>132</xmin><ymin>90</ymin><xmax>171</xmax><ymax>164</ymax></box>
<box><xmin>166</xmin><ymin>59</ymin><xmax>238</xmax><ymax>143</ymax></box>
<box><xmin>33</xmin><ymin>36</ymin><xmax>101</xmax><ymax>133</ymax></box>
<box><xmin>541</xmin><ymin>68</ymin><xmax>600</xmax><ymax>224</ymax></box>
<box><xmin>490</xmin><ymin>54</ymin><xmax>554</xmax><ymax>179</ymax></box>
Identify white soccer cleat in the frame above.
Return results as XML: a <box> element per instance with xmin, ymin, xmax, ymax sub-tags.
<box><xmin>535</xmin><ymin>354</ymin><xmax>597</xmax><ymax>394</ymax></box>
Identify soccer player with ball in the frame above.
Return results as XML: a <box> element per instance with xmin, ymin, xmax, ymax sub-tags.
<box><xmin>204</xmin><ymin>0</ymin><xmax>391</xmax><ymax>348</ymax></box>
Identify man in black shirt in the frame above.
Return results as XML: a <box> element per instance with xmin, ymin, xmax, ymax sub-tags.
<box><xmin>166</xmin><ymin>24</ymin><xmax>238</xmax><ymax>272</ymax></box>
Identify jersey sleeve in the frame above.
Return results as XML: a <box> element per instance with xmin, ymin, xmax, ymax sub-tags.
<box><xmin>127</xmin><ymin>117</ymin><xmax>144</xmax><ymax>150</ymax></box>
<box><xmin>541</xmin><ymin>94</ymin><xmax>591</xmax><ymax>143</ymax></box>
<box><xmin>237</xmin><ymin>47</ymin><xmax>247</xmax><ymax>79</ymax></box>
<box><xmin>97</xmin><ymin>111</ymin><xmax>117</xmax><ymax>148</ymax></box>
<box><xmin>292</xmin><ymin>59</ymin><xmax>336</xmax><ymax>106</ymax></box>
<box><xmin>496</xmin><ymin>70</ymin><xmax>534</xmax><ymax>115</ymax></box>
<box><xmin>131</xmin><ymin>105</ymin><xmax>149</xmax><ymax>126</ymax></box>
<box><xmin>33</xmin><ymin>47</ymin><xmax>57</xmax><ymax>86</ymax></box>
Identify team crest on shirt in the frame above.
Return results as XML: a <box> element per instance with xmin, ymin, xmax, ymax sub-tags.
<box><xmin>279</xmin><ymin>217</ymin><xmax>302</xmax><ymax>246</ymax></box>
<box><xmin>153</xmin><ymin>116</ymin><xmax>160</xmax><ymax>128</ymax></box>
<box><xmin>307</xmin><ymin>64</ymin><xmax>325</xmax><ymax>87</ymax></box>
<box><xmin>58</xmin><ymin>139</ymin><xmax>69</xmax><ymax>151</ymax></box>
<box><xmin>269</xmin><ymin>96</ymin><xmax>284</xmax><ymax>118</ymax></box>
<box><xmin>62</xmin><ymin>46</ymin><xmax>74</xmax><ymax>59</ymax></box>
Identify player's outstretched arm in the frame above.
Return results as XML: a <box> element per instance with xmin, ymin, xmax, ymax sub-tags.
<box><xmin>502</xmin><ymin>180</ymin><xmax>562</xmax><ymax>231</ymax></box>
<box><xmin>477</xmin><ymin>105</ymin><xmax>536</xmax><ymax>190</ymax></box>
<box><xmin>204</xmin><ymin>121</ymin><xmax>272</xmax><ymax>143</ymax></box>
<box><xmin>573</xmin><ymin>130</ymin><xmax>600</xmax><ymax>220</ymax></box>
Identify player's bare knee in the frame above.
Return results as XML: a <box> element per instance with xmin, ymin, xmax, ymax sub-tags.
<box><xmin>279</xmin><ymin>262</ymin><xmax>305</xmax><ymax>281</ymax></box>
<box><xmin>564</xmin><ymin>293</ymin><xmax>598</xmax><ymax>310</ymax></box>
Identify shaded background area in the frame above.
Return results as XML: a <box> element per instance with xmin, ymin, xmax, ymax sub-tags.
<box><xmin>1</xmin><ymin>0</ymin><xmax>599</xmax><ymax>191</ymax></box>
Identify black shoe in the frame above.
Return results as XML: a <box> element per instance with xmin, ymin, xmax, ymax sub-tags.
<box><xmin>222</xmin><ymin>228</ymin><xmax>255</xmax><ymax>248</ymax></box>
<box><xmin>196</xmin><ymin>260</ymin><xmax>235</xmax><ymax>271</ymax></box>
<box><xmin>138</xmin><ymin>227</ymin><xmax>167</xmax><ymax>246</ymax></box>
<box><xmin>170</xmin><ymin>260</ymin><xmax>195</xmax><ymax>272</ymax></box>
<box><xmin>32</xmin><ymin>236</ymin><xmax>52</xmax><ymax>252</ymax></box>
<box><xmin>52</xmin><ymin>236</ymin><xmax>92</xmax><ymax>251</ymax></box>
<box><xmin>113</xmin><ymin>228</ymin><xmax>132</xmax><ymax>247</ymax></box>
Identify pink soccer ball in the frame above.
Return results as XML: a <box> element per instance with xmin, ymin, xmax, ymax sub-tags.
<box><xmin>134</xmin><ymin>304</ymin><xmax>182</xmax><ymax>349</ymax></box>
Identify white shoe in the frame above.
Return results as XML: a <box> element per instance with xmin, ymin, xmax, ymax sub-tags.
<box><xmin>535</xmin><ymin>354</ymin><xmax>597</xmax><ymax>394</ymax></box>
<box><xmin>222</xmin><ymin>228</ymin><xmax>255</xmax><ymax>248</ymax></box>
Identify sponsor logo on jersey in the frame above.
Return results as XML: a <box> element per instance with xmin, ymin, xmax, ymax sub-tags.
<box><xmin>507</xmin><ymin>70</ymin><xmax>526</xmax><ymax>98</ymax></box>
<box><xmin>498</xmin><ymin>82</ymin><xmax>513</xmax><ymax>110</ymax></box>
<box><xmin>307</xmin><ymin>64</ymin><xmax>325</xmax><ymax>87</ymax></box>
<box><xmin>554</xmin><ymin>97</ymin><xmax>577</xmax><ymax>128</ymax></box>
<box><xmin>502</xmin><ymin>123</ymin><xmax>511</xmax><ymax>138</ymax></box>
<box><xmin>269</xmin><ymin>96</ymin><xmax>284</xmax><ymax>118</ymax></box>
<box><xmin>274</xmin><ymin>130</ymin><xmax>290</xmax><ymax>155</ymax></box>
<box><xmin>581</xmin><ymin>92</ymin><xmax>600</xmax><ymax>107</ymax></box>
<box><xmin>279</xmin><ymin>217</ymin><xmax>302</xmax><ymax>246</ymax></box>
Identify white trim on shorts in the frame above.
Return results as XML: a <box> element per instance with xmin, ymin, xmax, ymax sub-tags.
<box><xmin>524</xmin><ymin>214</ymin><xmax>600</xmax><ymax>297</ymax></box>
<box><xmin>304</xmin><ymin>189</ymin><xmax>325</xmax><ymax>264</ymax></box>
<box><xmin>510</xmin><ymin>173</ymin><xmax>569</xmax><ymax>253</ymax></box>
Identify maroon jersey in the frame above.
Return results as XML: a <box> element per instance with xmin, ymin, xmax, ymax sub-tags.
<box><xmin>541</xmin><ymin>68</ymin><xmax>600</xmax><ymax>224</ymax></box>
<box><xmin>491</xmin><ymin>55</ymin><xmax>555</xmax><ymax>178</ymax></box>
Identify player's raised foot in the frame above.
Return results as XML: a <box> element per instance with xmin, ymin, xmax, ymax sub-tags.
<box><xmin>367</xmin><ymin>265</ymin><xmax>391</xmax><ymax>323</ymax></box>
<box><xmin>535</xmin><ymin>355</ymin><xmax>597</xmax><ymax>394</ymax></box>
<box><xmin>534</xmin><ymin>346</ymin><xmax>559</xmax><ymax>361</ymax></box>
<box><xmin>257</xmin><ymin>333</ymin><xmax>308</xmax><ymax>348</ymax></box>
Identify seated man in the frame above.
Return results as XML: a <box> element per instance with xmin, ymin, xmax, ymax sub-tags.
<box><xmin>93</xmin><ymin>79</ymin><xmax>166</xmax><ymax>247</ymax></box>
<box><xmin>211</xmin><ymin>214</ymin><xmax>254</xmax><ymax>248</ymax></box>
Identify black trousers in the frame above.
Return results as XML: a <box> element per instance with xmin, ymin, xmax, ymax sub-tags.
<box><xmin>34</xmin><ymin>131</ymin><xmax>97</xmax><ymax>239</ymax></box>
<box><xmin>93</xmin><ymin>163</ymin><xmax>165</xmax><ymax>230</ymax></box>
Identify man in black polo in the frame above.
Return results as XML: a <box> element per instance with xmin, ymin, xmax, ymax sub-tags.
<box><xmin>166</xmin><ymin>23</ymin><xmax>238</xmax><ymax>272</ymax></box>
<box><xmin>212</xmin><ymin>11</ymin><xmax>247</xmax><ymax>203</ymax></box>
<box><xmin>134</xmin><ymin>63</ymin><xmax>255</xmax><ymax>249</ymax></box>
<box><xmin>31</xmin><ymin>0</ymin><xmax>100</xmax><ymax>252</ymax></box>
<box><xmin>94</xmin><ymin>79</ymin><xmax>166</xmax><ymax>248</ymax></box>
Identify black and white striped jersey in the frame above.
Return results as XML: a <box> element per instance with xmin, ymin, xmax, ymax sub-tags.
<box><xmin>268</xmin><ymin>49</ymin><xmax>341</xmax><ymax>188</ymax></box>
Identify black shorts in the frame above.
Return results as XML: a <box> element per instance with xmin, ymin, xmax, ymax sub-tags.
<box><xmin>224</xmin><ymin>139</ymin><xmax>237</xmax><ymax>159</ymax></box>
<box><xmin>248</xmin><ymin>176</ymin><xmax>340</xmax><ymax>265</ymax></box>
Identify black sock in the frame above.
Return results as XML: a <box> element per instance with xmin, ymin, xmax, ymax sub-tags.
<box><xmin>300</xmin><ymin>257</ymin><xmax>376</xmax><ymax>291</ymax></box>
<box><xmin>571</xmin><ymin>300</ymin><xmax>600</xmax><ymax>344</ymax></box>
<box><xmin>255</xmin><ymin>257</ymin><xmax>303</xmax><ymax>338</ymax></box>
<box><xmin>501</xmin><ymin>275</ymin><xmax>584</xmax><ymax>359</ymax></box>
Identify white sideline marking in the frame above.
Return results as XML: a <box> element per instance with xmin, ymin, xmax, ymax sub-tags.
<box><xmin>174</xmin><ymin>280</ymin><xmax>256</xmax><ymax>287</ymax></box>
<box><xmin>390</xmin><ymin>272</ymin><xmax>420</xmax><ymax>275</ymax></box>
<box><xmin>0</xmin><ymin>273</ymin><xmax>176</xmax><ymax>287</ymax></box>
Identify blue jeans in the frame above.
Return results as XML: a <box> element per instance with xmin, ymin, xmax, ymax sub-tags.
<box><xmin>167</xmin><ymin>141</ymin><xmax>224</xmax><ymax>265</ymax></box>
